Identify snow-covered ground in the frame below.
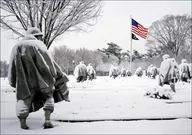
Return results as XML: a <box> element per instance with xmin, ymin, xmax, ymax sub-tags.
<box><xmin>1</xmin><ymin>75</ymin><xmax>191</xmax><ymax>134</ymax></box>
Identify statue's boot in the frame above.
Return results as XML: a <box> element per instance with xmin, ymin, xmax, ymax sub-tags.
<box><xmin>43</xmin><ymin>110</ymin><xmax>54</xmax><ymax>129</ymax></box>
<box><xmin>18</xmin><ymin>117</ymin><xmax>29</xmax><ymax>129</ymax></box>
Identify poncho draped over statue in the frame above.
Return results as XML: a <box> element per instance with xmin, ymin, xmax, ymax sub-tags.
<box><xmin>159</xmin><ymin>58</ymin><xmax>179</xmax><ymax>85</ymax></box>
<box><xmin>179</xmin><ymin>62</ymin><xmax>191</xmax><ymax>80</ymax></box>
<box><xmin>74</xmin><ymin>63</ymin><xmax>87</xmax><ymax>80</ymax></box>
<box><xmin>109</xmin><ymin>66</ymin><xmax>119</xmax><ymax>77</ymax></box>
<box><xmin>8</xmin><ymin>35</ymin><xmax>69</xmax><ymax>112</ymax></box>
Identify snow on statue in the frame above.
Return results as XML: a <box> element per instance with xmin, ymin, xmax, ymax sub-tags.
<box><xmin>120</xmin><ymin>68</ymin><xmax>126</xmax><ymax>77</ymax></box>
<box><xmin>109</xmin><ymin>66</ymin><xmax>119</xmax><ymax>79</ymax></box>
<box><xmin>126</xmin><ymin>69</ymin><xmax>132</xmax><ymax>77</ymax></box>
<box><xmin>158</xmin><ymin>54</ymin><xmax>179</xmax><ymax>92</ymax></box>
<box><xmin>8</xmin><ymin>27</ymin><xmax>70</xmax><ymax>130</ymax></box>
<box><xmin>86</xmin><ymin>63</ymin><xmax>96</xmax><ymax>81</ymax></box>
<box><xmin>135</xmin><ymin>67</ymin><xmax>143</xmax><ymax>77</ymax></box>
<box><xmin>147</xmin><ymin>64</ymin><xmax>158</xmax><ymax>79</ymax></box>
<box><xmin>74</xmin><ymin>61</ymin><xmax>88</xmax><ymax>82</ymax></box>
<box><xmin>179</xmin><ymin>59</ymin><xmax>191</xmax><ymax>83</ymax></box>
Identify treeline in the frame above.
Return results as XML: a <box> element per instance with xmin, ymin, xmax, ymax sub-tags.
<box><xmin>0</xmin><ymin>44</ymin><xmax>191</xmax><ymax>78</ymax></box>
<box><xmin>0</xmin><ymin>61</ymin><xmax>9</xmax><ymax>79</ymax></box>
<box><xmin>51</xmin><ymin>44</ymin><xmax>191</xmax><ymax>76</ymax></box>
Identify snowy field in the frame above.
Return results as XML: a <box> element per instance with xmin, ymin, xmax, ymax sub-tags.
<box><xmin>1</xmin><ymin>75</ymin><xmax>191</xmax><ymax>134</ymax></box>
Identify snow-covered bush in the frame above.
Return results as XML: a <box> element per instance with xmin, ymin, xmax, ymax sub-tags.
<box><xmin>144</xmin><ymin>86</ymin><xmax>172</xmax><ymax>99</ymax></box>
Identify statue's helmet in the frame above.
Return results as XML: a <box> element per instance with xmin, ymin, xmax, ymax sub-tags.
<box><xmin>162</xmin><ymin>54</ymin><xmax>170</xmax><ymax>60</ymax></box>
<box><xmin>181</xmin><ymin>59</ymin><xmax>187</xmax><ymax>63</ymax></box>
<box><xmin>26</xmin><ymin>27</ymin><xmax>43</xmax><ymax>36</ymax></box>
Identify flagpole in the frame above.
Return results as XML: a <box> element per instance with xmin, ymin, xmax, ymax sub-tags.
<box><xmin>130</xmin><ymin>15</ymin><xmax>132</xmax><ymax>72</ymax></box>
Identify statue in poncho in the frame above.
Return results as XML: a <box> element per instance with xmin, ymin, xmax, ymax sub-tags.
<box><xmin>8</xmin><ymin>27</ymin><xmax>70</xmax><ymax>129</ymax></box>
<box><xmin>135</xmin><ymin>67</ymin><xmax>143</xmax><ymax>77</ymax></box>
<box><xmin>179</xmin><ymin>59</ymin><xmax>191</xmax><ymax>82</ymax></box>
<box><xmin>109</xmin><ymin>66</ymin><xmax>119</xmax><ymax>79</ymax></box>
<box><xmin>158</xmin><ymin>54</ymin><xmax>179</xmax><ymax>92</ymax></box>
<box><xmin>86</xmin><ymin>63</ymin><xmax>96</xmax><ymax>81</ymax></box>
<box><xmin>74</xmin><ymin>61</ymin><xmax>88</xmax><ymax>82</ymax></box>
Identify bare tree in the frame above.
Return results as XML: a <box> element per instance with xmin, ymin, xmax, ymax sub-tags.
<box><xmin>90</xmin><ymin>50</ymin><xmax>103</xmax><ymax>71</ymax></box>
<box><xmin>75</xmin><ymin>47</ymin><xmax>92</xmax><ymax>64</ymax></box>
<box><xmin>52</xmin><ymin>46</ymin><xmax>104</xmax><ymax>73</ymax></box>
<box><xmin>0</xmin><ymin>0</ymin><xmax>103</xmax><ymax>48</ymax></box>
<box><xmin>52</xmin><ymin>45</ymin><xmax>76</xmax><ymax>73</ymax></box>
<box><xmin>146</xmin><ymin>14</ymin><xmax>191</xmax><ymax>57</ymax></box>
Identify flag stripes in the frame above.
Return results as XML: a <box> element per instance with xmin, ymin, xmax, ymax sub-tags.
<box><xmin>132</xmin><ymin>19</ymin><xmax>148</xmax><ymax>39</ymax></box>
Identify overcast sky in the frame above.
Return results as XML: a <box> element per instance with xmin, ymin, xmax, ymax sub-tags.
<box><xmin>1</xmin><ymin>1</ymin><xmax>191</xmax><ymax>62</ymax></box>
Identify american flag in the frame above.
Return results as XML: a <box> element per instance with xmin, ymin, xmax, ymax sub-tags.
<box><xmin>132</xmin><ymin>18</ymin><xmax>148</xmax><ymax>39</ymax></box>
